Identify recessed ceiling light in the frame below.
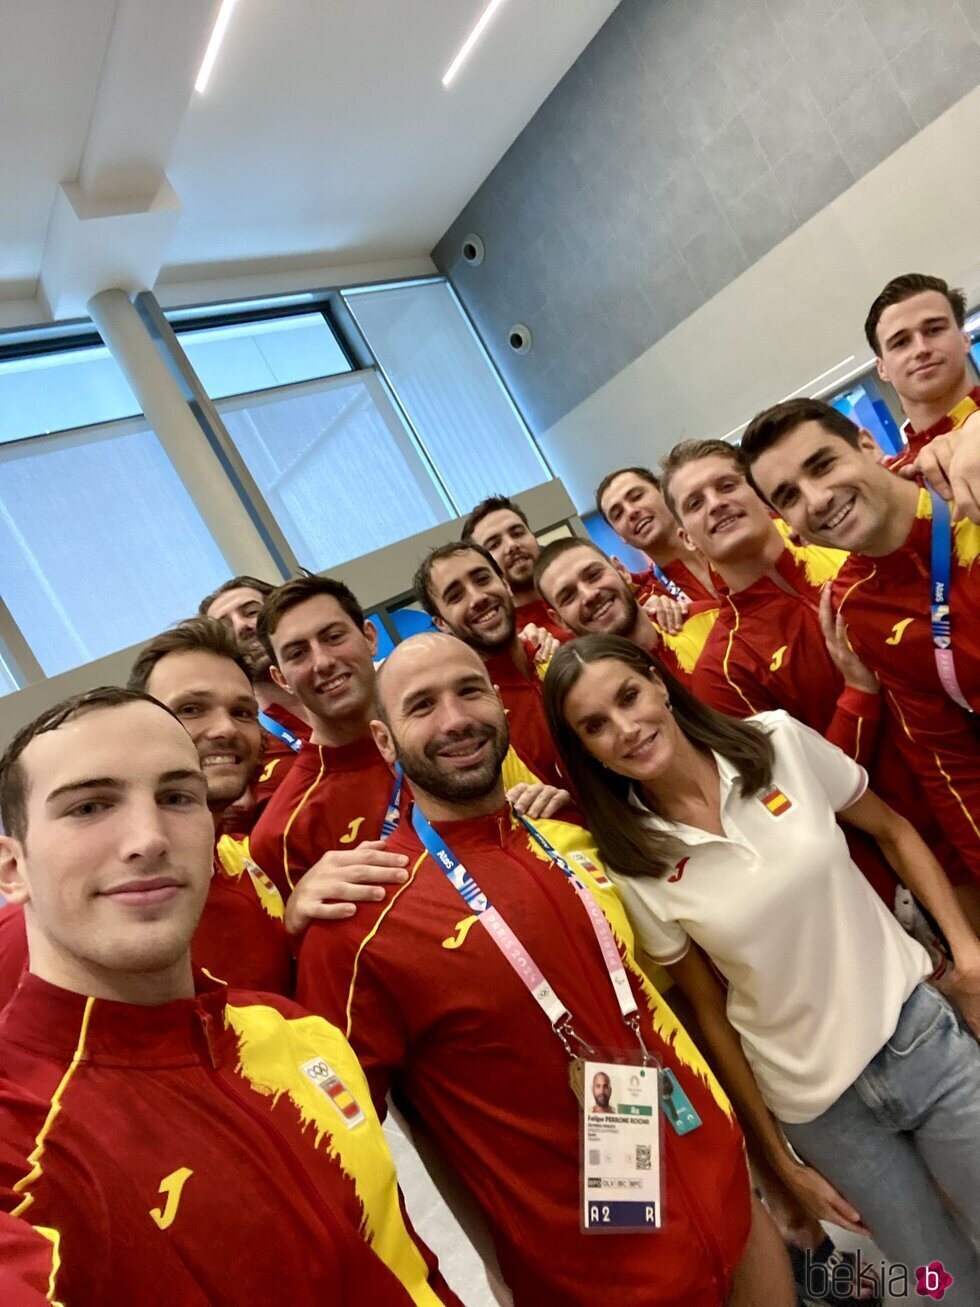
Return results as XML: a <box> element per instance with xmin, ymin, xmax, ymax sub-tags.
<box><xmin>442</xmin><ymin>0</ymin><xmax>509</xmax><ymax>87</ymax></box>
<box><xmin>195</xmin><ymin>0</ymin><xmax>239</xmax><ymax>94</ymax></box>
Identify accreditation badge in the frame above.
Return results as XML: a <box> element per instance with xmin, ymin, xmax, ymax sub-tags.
<box><xmin>581</xmin><ymin>1058</ymin><xmax>662</xmax><ymax>1233</ymax></box>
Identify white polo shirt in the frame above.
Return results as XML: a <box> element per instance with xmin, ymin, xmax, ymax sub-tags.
<box><xmin>615</xmin><ymin>711</ymin><xmax>930</xmax><ymax>1124</ymax></box>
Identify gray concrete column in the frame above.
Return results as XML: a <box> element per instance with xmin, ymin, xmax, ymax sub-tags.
<box><xmin>87</xmin><ymin>288</ymin><xmax>283</xmax><ymax>581</ymax></box>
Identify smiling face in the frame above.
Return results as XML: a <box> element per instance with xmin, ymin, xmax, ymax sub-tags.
<box><xmin>562</xmin><ymin>657</ymin><xmax>681</xmax><ymax>786</ymax></box>
<box><xmin>144</xmin><ymin>650</ymin><xmax>262</xmax><ymax>811</ymax></box>
<box><xmin>469</xmin><ymin>508</ymin><xmax>541</xmax><ymax>592</ymax></box>
<box><xmin>749</xmin><ymin>421</ymin><xmax>902</xmax><ymax>554</ymax></box>
<box><xmin>372</xmin><ymin>636</ymin><xmax>509</xmax><ymax>806</ymax></box>
<box><xmin>599</xmin><ymin>471</ymin><xmax>677</xmax><ymax>555</ymax></box>
<box><xmin>668</xmin><ymin>454</ymin><xmax>773</xmax><ymax>563</ymax></box>
<box><xmin>538</xmin><ymin>544</ymin><xmax>640</xmax><ymax>638</ymax></box>
<box><xmin>874</xmin><ymin>290</ymin><xmax>971</xmax><ymax>410</ymax></box>
<box><xmin>427</xmin><ymin>549</ymin><xmax>517</xmax><ymax>654</ymax></box>
<box><xmin>268</xmin><ymin>594</ymin><xmax>378</xmax><ymax>730</ymax></box>
<box><xmin>0</xmin><ymin>701</ymin><xmax>215</xmax><ymax>990</ymax></box>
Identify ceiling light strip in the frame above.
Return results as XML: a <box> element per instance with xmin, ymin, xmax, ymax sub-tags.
<box><xmin>442</xmin><ymin>0</ymin><xmax>509</xmax><ymax>87</ymax></box>
<box><xmin>196</xmin><ymin>0</ymin><xmax>239</xmax><ymax>94</ymax></box>
<box><xmin>717</xmin><ymin>354</ymin><xmax>860</xmax><ymax>442</ymax></box>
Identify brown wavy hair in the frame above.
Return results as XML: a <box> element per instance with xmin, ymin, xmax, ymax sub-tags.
<box><xmin>543</xmin><ymin>635</ymin><xmax>774</xmax><ymax>877</ymax></box>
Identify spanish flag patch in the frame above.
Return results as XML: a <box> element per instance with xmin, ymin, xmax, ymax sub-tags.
<box><xmin>759</xmin><ymin>786</ymin><xmax>792</xmax><ymax>817</ymax></box>
<box><xmin>300</xmin><ymin>1057</ymin><xmax>366</xmax><ymax>1129</ymax></box>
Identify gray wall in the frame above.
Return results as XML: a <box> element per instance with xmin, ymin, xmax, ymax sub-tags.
<box><xmin>433</xmin><ymin>0</ymin><xmax>980</xmax><ymax>435</ymax></box>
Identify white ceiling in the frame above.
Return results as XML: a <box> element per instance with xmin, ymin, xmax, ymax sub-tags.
<box><xmin>0</xmin><ymin>0</ymin><xmax>618</xmax><ymax>315</ymax></box>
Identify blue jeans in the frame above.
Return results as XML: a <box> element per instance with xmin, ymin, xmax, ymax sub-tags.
<box><xmin>780</xmin><ymin>983</ymin><xmax>980</xmax><ymax>1300</ymax></box>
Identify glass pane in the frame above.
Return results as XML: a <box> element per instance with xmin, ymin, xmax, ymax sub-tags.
<box><xmin>179</xmin><ymin>313</ymin><xmax>351</xmax><ymax>400</ymax></box>
<box><xmin>366</xmin><ymin>614</ymin><xmax>397</xmax><ymax>660</ymax></box>
<box><xmin>220</xmin><ymin>374</ymin><xmax>448</xmax><ymax>571</ymax></box>
<box><xmin>0</xmin><ymin>652</ymin><xmax>18</xmax><ymax>696</ymax></box>
<box><xmin>831</xmin><ymin>383</ymin><xmax>902</xmax><ymax>456</ymax></box>
<box><xmin>0</xmin><ymin>345</ymin><xmax>140</xmax><ymax>445</ymax></box>
<box><xmin>389</xmin><ymin>604</ymin><xmax>437</xmax><ymax>641</ymax></box>
<box><xmin>345</xmin><ymin>281</ymin><xmax>549</xmax><ymax>513</ymax></box>
<box><xmin>0</xmin><ymin>425</ymin><xmax>228</xmax><ymax>676</ymax></box>
<box><xmin>582</xmin><ymin>512</ymin><xmax>648</xmax><ymax>572</ymax></box>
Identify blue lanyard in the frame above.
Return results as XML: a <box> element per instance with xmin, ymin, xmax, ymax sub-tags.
<box><xmin>651</xmin><ymin>564</ymin><xmax>689</xmax><ymax>604</ymax></box>
<box><xmin>928</xmin><ymin>486</ymin><xmax>973</xmax><ymax>713</ymax></box>
<box><xmin>381</xmin><ymin>764</ymin><xmax>403</xmax><ymax>838</ymax></box>
<box><xmin>258</xmin><ymin>710</ymin><xmax>303</xmax><ymax>752</ymax></box>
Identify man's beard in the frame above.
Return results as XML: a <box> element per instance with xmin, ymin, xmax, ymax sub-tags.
<box><xmin>608</xmin><ymin>586</ymin><xmax>641</xmax><ymax>637</ymax></box>
<box><xmin>394</xmin><ymin>720</ymin><xmax>510</xmax><ymax>803</ymax></box>
<box><xmin>505</xmin><ymin>556</ymin><xmax>535</xmax><ymax>589</ymax></box>
<box><xmin>449</xmin><ymin>601</ymin><xmax>516</xmax><ymax>655</ymax></box>
<box><xmin>582</xmin><ymin>585</ymin><xmax>640</xmax><ymax>637</ymax></box>
<box><xmin>244</xmin><ymin>641</ymin><xmax>274</xmax><ymax>682</ymax></box>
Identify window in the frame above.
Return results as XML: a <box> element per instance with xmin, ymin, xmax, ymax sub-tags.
<box><xmin>830</xmin><ymin>382</ymin><xmax>902</xmax><ymax>456</ymax></box>
<box><xmin>0</xmin><ymin>652</ymin><xmax>17</xmax><ymax>697</ymax></box>
<box><xmin>344</xmin><ymin>280</ymin><xmax>550</xmax><ymax>512</ymax></box>
<box><xmin>582</xmin><ymin>512</ymin><xmax>648</xmax><ymax>573</ymax></box>
<box><xmin>178</xmin><ymin>312</ymin><xmax>351</xmax><ymax>399</ymax></box>
<box><xmin>0</xmin><ymin>421</ymin><xmax>228</xmax><ymax>676</ymax></box>
<box><xmin>0</xmin><ymin>343</ymin><xmax>140</xmax><ymax>445</ymax></box>
<box><xmin>218</xmin><ymin>371</ymin><xmax>449</xmax><ymax>571</ymax></box>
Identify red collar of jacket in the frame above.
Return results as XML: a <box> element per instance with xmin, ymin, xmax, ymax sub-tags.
<box><xmin>712</xmin><ymin>543</ymin><xmax>812</xmax><ymax>612</ymax></box>
<box><xmin>483</xmin><ymin>646</ymin><xmax>537</xmax><ymax>688</ymax></box>
<box><xmin>0</xmin><ymin>970</ymin><xmax>236</xmax><ymax>1068</ymax></box>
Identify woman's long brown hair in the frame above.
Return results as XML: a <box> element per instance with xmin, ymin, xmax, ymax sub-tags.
<box><xmin>543</xmin><ymin>635</ymin><xmax>775</xmax><ymax>878</ymax></box>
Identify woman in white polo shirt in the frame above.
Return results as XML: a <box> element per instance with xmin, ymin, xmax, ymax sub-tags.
<box><xmin>543</xmin><ymin>634</ymin><xmax>980</xmax><ymax>1286</ymax></box>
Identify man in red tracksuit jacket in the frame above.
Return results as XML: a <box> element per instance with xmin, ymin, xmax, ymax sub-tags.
<box><xmin>248</xmin><ymin>574</ymin><xmax>406</xmax><ymax>901</ymax></box>
<box><xmin>200</xmin><ymin>574</ymin><xmax>313</xmax><ymax>811</ymax></box>
<box><xmin>658</xmin><ymin>437</ymin><xmax>968</xmax><ymax>905</ymax></box>
<box><xmin>297</xmin><ymin>633</ymin><xmax>794</xmax><ymax>1307</ymax></box>
<box><xmin>0</xmin><ymin>618</ymin><xmax>292</xmax><ymax>1003</ymax></box>
<box><xmin>742</xmin><ymin>396</ymin><xmax>980</xmax><ymax>927</ymax></box>
<box><xmin>248</xmin><ymin>572</ymin><xmax>571</xmax><ymax>938</ymax></box>
<box><xmin>596</xmin><ymin>465</ymin><xmax>719</xmax><ymax>607</ymax></box>
<box><xmin>0</xmin><ymin>686</ymin><xmax>457</xmax><ymax>1306</ymax></box>
<box><xmin>533</xmin><ymin>536</ymin><xmax>717</xmax><ymax>687</ymax></box>
<box><xmin>414</xmin><ymin>541</ymin><xmax>568</xmax><ymax>788</ymax></box>
<box><xmin>462</xmin><ymin>494</ymin><xmax>574</xmax><ymax>643</ymax></box>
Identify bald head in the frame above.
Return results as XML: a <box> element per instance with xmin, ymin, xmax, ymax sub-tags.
<box><xmin>376</xmin><ymin>633</ymin><xmax>489</xmax><ymax>713</ymax></box>
<box><xmin>371</xmin><ymin>633</ymin><xmax>508</xmax><ymax>811</ymax></box>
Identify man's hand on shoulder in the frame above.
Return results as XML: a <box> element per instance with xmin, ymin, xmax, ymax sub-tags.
<box><xmin>284</xmin><ymin>841</ymin><xmax>409</xmax><ymax>935</ymax></box>
<box><xmin>903</xmin><ymin>409</ymin><xmax>980</xmax><ymax>523</ymax></box>
<box><xmin>642</xmin><ymin>592</ymin><xmax>689</xmax><ymax>635</ymax></box>
<box><xmin>520</xmin><ymin>623</ymin><xmax>558</xmax><ymax>665</ymax></box>
<box><xmin>506</xmin><ymin>782</ymin><xmax>572</xmax><ymax>821</ymax></box>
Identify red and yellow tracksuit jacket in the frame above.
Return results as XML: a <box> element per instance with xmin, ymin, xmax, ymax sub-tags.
<box><xmin>833</xmin><ymin>488</ymin><xmax>980</xmax><ymax>881</ymax></box>
<box><xmin>689</xmin><ymin>534</ymin><xmax>953</xmax><ymax>899</ymax></box>
<box><xmin>884</xmin><ymin>386</ymin><xmax>980</xmax><ymax>475</ymax></box>
<box><xmin>632</xmin><ymin>558</ymin><xmax>718</xmax><ymax>608</ymax></box>
<box><xmin>297</xmin><ymin>807</ymin><xmax>751</xmax><ymax>1307</ymax></box>
<box><xmin>254</xmin><ymin>701</ymin><xmax>312</xmax><ymax>807</ymax></box>
<box><xmin>513</xmin><ymin>595</ymin><xmax>574</xmax><ymax>643</ymax></box>
<box><xmin>0</xmin><ymin>973</ymin><xmax>457</xmax><ymax>1306</ymax></box>
<box><xmin>250</xmin><ymin>735</ymin><xmax>403</xmax><ymax>898</ymax></box>
<box><xmin>484</xmin><ymin>647</ymin><xmax>567</xmax><ymax>787</ymax></box>
<box><xmin>0</xmin><ymin>840</ymin><xmax>292</xmax><ymax>1006</ymax></box>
